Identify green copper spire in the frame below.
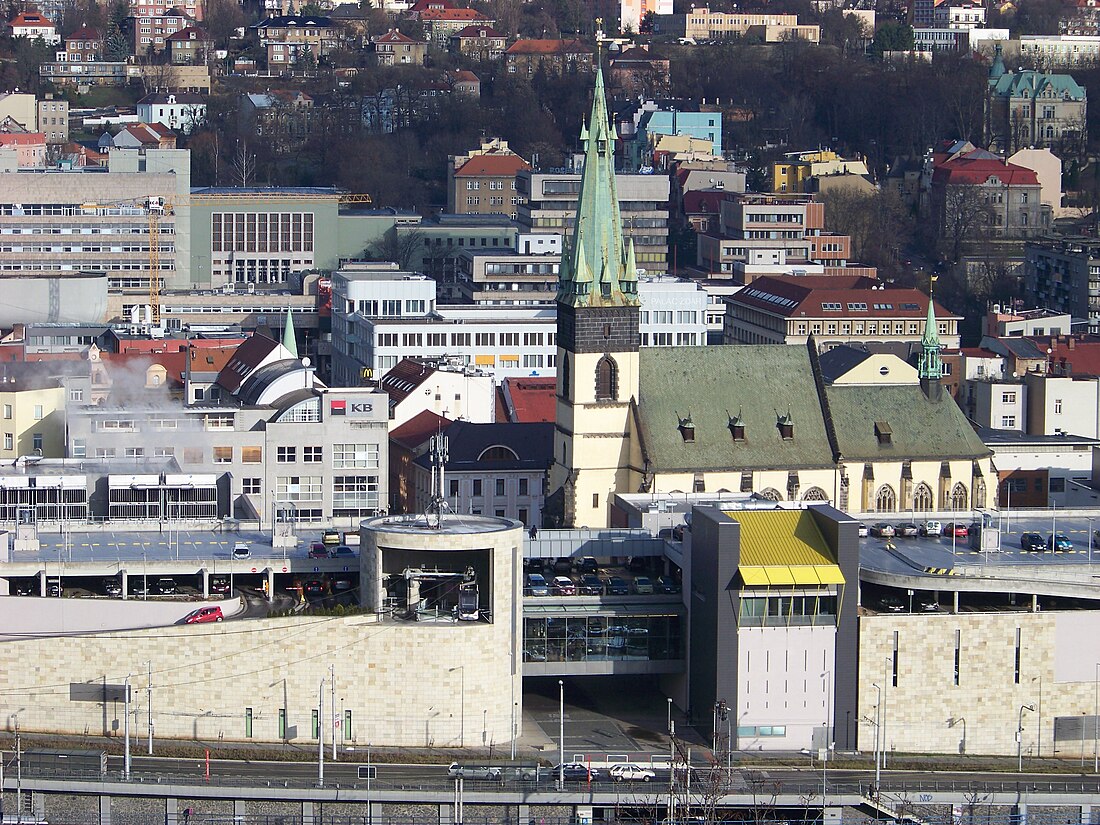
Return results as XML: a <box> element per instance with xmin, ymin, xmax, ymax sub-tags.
<box><xmin>918</xmin><ymin>277</ymin><xmax>942</xmax><ymax>381</ymax></box>
<box><xmin>556</xmin><ymin>59</ymin><xmax>639</xmax><ymax>308</ymax></box>
<box><xmin>282</xmin><ymin>306</ymin><xmax>299</xmax><ymax>359</ymax></box>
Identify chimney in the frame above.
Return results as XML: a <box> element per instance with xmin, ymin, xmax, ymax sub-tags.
<box><xmin>1069</xmin><ymin>337</ymin><xmax>1076</xmax><ymax>350</ymax></box>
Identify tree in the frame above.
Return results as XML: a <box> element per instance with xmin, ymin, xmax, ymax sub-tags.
<box><xmin>140</xmin><ymin>63</ymin><xmax>178</xmax><ymax>95</ymax></box>
<box><xmin>366</xmin><ymin>227</ymin><xmax>424</xmax><ymax>269</ymax></box>
<box><xmin>104</xmin><ymin>24</ymin><xmax>131</xmax><ymax>62</ymax></box>
<box><xmin>870</xmin><ymin>21</ymin><xmax>914</xmax><ymax>57</ymax></box>
<box><xmin>233</xmin><ymin>139</ymin><xmax>257</xmax><ymax>186</ymax></box>
<box><xmin>937</xmin><ymin>184</ymin><xmax>996</xmax><ymax>263</ymax></box>
<box><xmin>203</xmin><ymin>0</ymin><xmax>246</xmax><ymax>48</ymax></box>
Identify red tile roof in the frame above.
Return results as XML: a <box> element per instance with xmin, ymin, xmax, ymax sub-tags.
<box><xmin>0</xmin><ymin>133</ymin><xmax>44</xmax><ymax>145</ymax></box>
<box><xmin>450</xmin><ymin>69</ymin><xmax>479</xmax><ymax>83</ymax></box>
<box><xmin>729</xmin><ymin>275</ymin><xmax>960</xmax><ymax>320</ymax></box>
<box><xmin>408</xmin><ymin>0</ymin><xmax>456</xmax><ymax>10</ymax></box>
<box><xmin>379</xmin><ymin>359</ymin><xmax>437</xmax><ymax>406</ymax></box>
<box><xmin>505</xmin><ymin>38</ymin><xmax>592</xmax><ymax>54</ymax></box>
<box><xmin>454</xmin><ymin>153</ymin><xmax>529</xmax><ymax>177</ymax></box>
<box><xmin>499</xmin><ymin>376</ymin><xmax>556</xmax><ymax>423</ymax></box>
<box><xmin>681</xmin><ymin>189</ymin><xmax>726</xmax><ymax>215</ymax></box>
<box><xmin>391</xmin><ymin>409</ymin><xmax>450</xmax><ymax>449</ymax></box>
<box><xmin>373</xmin><ymin>28</ymin><xmax>422</xmax><ymax>43</ymax></box>
<box><xmin>932</xmin><ymin>155</ymin><xmax>1039</xmax><ymax>187</ymax></box>
<box><xmin>10</xmin><ymin>12</ymin><xmax>54</xmax><ymax>27</ymax></box>
<box><xmin>67</xmin><ymin>25</ymin><xmax>101</xmax><ymax>40</ymax></box>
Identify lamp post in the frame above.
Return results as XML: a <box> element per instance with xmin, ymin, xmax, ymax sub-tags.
<box><xmin>948</xmin><ymin>716</ymin><xmax>966</xmax><ymax>755</ymax></box>
<box><xmin>1018</xmin><ymin>703</ymin><xmax>1035</xmax><ymax>772</ymax></box>
<box><xmin>558</xmin><ymin>680</ymin><xmax>565</xmax><ymax>791</ymax></box>
<box><xmin>318</xmin><ymin>677</ymin><xmax>325</xmax><ymax>787</ymax></box>
<box><xmin>821</xmin><ymin>669</ymin><xmax>832</xmax><ymax>804</ymax></box>
<box><xmin>882</xmin><ymin>656</ymin><xmax>890</xmax><ymax>769</ymax></box>
<box><xmin>1089</xmin><ymin>518</ymin><xmax>1095</xmax><ymax>572</ymax></box>
<box><xmin>124</xmin><ymin>674</ymin><xmax>132</xmax><ymax>781</ymax></box>
<box><xmin>667</xmin><ymin>697</ymin><xmax>673</xmax><ymax>734</ymax></box>
<box><xmin>450</xmin><ymin>666</ymin><xmax>465</xmax><ymax>747</ymax></box>
<box><xmin>1094</xmin><ymin>663</ymin><xmax>1099</xmax><ymax>773</ymax></box>
<box><xmin>871</xmin><ymin>683</ymin><xmax>882</xmax><ymax>792</ymax></box>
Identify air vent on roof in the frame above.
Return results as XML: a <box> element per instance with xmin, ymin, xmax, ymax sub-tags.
<box><xmin>728</xmin><ymin>408</ymin><xmax>745</xmax><ymax>442</ymax></box>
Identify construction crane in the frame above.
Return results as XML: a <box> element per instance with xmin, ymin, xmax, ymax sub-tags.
<box><xmin>338</xmin><ymin>193</ymin><xmax>373</xmax><ymax>205</ymax></box>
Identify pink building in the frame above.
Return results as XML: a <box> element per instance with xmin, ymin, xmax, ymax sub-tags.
<box><xmin>0</xmin><ymin>133</ymin><xmax>47</xmax><ymax>167</ymax></box>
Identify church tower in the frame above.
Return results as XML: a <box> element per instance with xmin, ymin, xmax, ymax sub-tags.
<box><xmin>547</xmin><ymin>59</ymin><xmax>641</xmax><ymax>528</ymax></box>
<box><xmin>918</xmin><ymin>277</ymin><xmax>944</xmax><ymax>401</ymax></box>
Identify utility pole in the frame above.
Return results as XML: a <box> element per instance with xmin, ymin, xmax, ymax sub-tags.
<box><xmin>15</xmin><ymin>717</ymin><xmax>21</xmax><ymax>824</ymax></box>
<box><xmin>330</xmin><ymin>664</ymin><xmax>337</xmax><ymax>761</ymax></box>
<box><xmin>124</xmin><ymin>674</ymin><xmax>132</xmax><ymax>781</ymax></box>
<box><xmin>318</xmin><ymin>677</ymin><xmax>325</xmax><ymax>787</ymax></box>
<box><xmin>147</xmin><ymin>661</ymin><xmax>154</xmax><ymax>755</ymax></box>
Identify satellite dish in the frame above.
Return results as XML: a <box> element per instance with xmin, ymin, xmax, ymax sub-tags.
<box><xmin>301</xmin><ymin>357</ymin><xmax>311</xmax><ymax>367</ymax></box>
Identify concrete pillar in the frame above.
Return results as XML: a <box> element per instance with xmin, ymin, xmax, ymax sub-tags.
<box><xmin>1081</xmin><ymin>804</ymin><xmax>1091</xmax><ymax>825</ymax></box>
<box><xmin>99</xmin><ymin>794</ymin><xmax>111</xmax><ymax>825</ymax></box>
<box><xmin>233</xmin><ymin>800</ymin><xmax>246</xmax><ymax>822</ymax></box>
<box><xmin>302</xmin><ymin>801</ymin><xmax>317</xmax><ymax>825</ymax></box>
<box><xmin>952</xmin><ymin>590</ymin><xmax>959</xmax><ymax>613</ymax></box>
<box><xmin>201</xmin><ymin>568</ymin><xmax>209</xmax><ymax>599</ymax></box>
<box><xmin>518</xmin><ymin>804</ymin><xmax>530</xmax><ymax>825</ymax></box>
<box><xmin>824</xmin><ymin>806</ymin><xmax>844</xmax><ymax>825</ymax></box>
<box><xmin>1032</xmin><ymin>594</ymin><xmax>1039</xmax><ymax>612</ymax></box>
<box><xmin>266</xmin><ymin>568</ymin><xmax>275</xmax><ymax>602</ymax></box>
<box><xmin>38</xmin><ymin>569</ymin><xmax>46</xmax><ymax>596</ymax></box>
<box><xmin>1017</xmin><ymin>803</ymin><xmax>1028</xmax><ymax>825</ymax></box>
<box><xmin>121</xmin><ymin>569</ymin><xmax>128</xmax><ymax>600</ymax></box>
<box><xmin>165</xmin><ymin>797</ymin><xmax>178</xmax><ymax>825</ymax></box>
<box><xmin>440</xmin><ymin>802</ymin><xmax>455</xmax><ymax>825</ymax></box>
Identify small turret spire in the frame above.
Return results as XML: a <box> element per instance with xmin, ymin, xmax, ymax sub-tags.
<box><xmin>282</xmin><ymin>306</ymin><xmax>298</xmax><ymax>359</ymax></box>
<box><xmin>919</xmin><ymin>275</ymin><xmax>942</xmax><ymax>382</ymax></box>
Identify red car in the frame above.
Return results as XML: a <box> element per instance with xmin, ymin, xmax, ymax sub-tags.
<box><xmin>308</xmin><ymin>542</ymin><xmax>329</xmax><ymax>559</ymax></box>
<box><xmin>184</xmin><ymin>606</ymin><xmax>224</xmax><ymax>624</ymax></box>
<box><xmin>942</xmin><ymin>522</ymin><xmax>969</xmax><ymax>538</ymax></box>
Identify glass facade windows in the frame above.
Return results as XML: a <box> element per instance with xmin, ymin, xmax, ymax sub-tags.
<box><xmin>522</xmin><ymin>614</ymin><xmax>682</xmax><ymax>663</ymax></box>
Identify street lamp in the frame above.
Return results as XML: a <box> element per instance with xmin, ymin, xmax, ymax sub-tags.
<box><xmin>667</xmin><ymin>697</ymin><xmax>673</xmax><ymax>735</ymax></box>
<box><xmin>821</xmin><ymin>670</ymin><xmax>832</xmax><ymax>804</ymax></box>
<box><xmin>871</xmin><ymin>683</ymin><xmax>882</xmax><ymax>791</ymax></box>
<box><xmin>1089</xmin><ymin>518</ymin><xmax>1095</xmax><ymax>571</ymax></box>
<box><xmin>449</xmin><ymin>666</ymin><xmax>465</xmax><ymax>747</ymax></box>
<box><xmin>947</xmin><ymin>716</ymin><xmax>966</xmax><ymax>754</ymax></box>
<box><xmin>1094</xmin><ymin>662</ymin><xmax>1099</xmax><ymax>774</ymax></box>
<box><xmin>558</xmin><ymin>680</ymin><xmax>565</xmax><ymax>790</ymax></box>
<box><xmin>1018</xmin><ymin>703</ymin><xmax>1035</xmax><ymax>772</ymax></box>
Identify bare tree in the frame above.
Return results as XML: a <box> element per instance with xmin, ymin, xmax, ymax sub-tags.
<box><xmin>140</xmin><ymin>63</ymin><xmax>178</xmax><ymax>95</ymax></box>
<box><xmin>366</xmin><ymin>227</ymin><xmax>424</xmax><ymax>270</ymax></box>
<box><xmin>938</xmin><ymin>184</ymin><xmax>996</xmax><ymax>263</ymax></box>
<box><xmin>233</xmin><ymin>140</ymin><xmax>256</xmax><ymax>186</ymax></box>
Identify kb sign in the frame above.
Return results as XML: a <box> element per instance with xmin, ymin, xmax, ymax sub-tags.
<box><xmin>331</xmin><ymin>400</ymin><xmax>374</xmax><ymax>416</ymax></box>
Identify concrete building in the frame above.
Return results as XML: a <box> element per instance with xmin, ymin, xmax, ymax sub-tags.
<box><xmin>0</xmin><ymin>148</ymin><xmax>191</xmax><ymax>300</ymax></box>
<box><xmin>517</xmin><ymin>168</ymin><xmax>669</xmax><ymax>274</ymax></box>
<box><xmin>37</xmin><ymin>94</ymin><xmax>68</xmax><ymax>144</ymax></box>
<box><xmin>127</xmin><ymin>10</ymin><xmax>192</xmax><ymax>55</ymax></box>
<box><xmin>1024</xmin><ymin>238</ymin><xmax>1100</xmax><ymax>332</ymax></box>
<box><xmin>136</xmin><ymin>92</ymin><xmax>207</xmax><ymax>134</ymax></box>
<box><xmin>638</xmin><ymin>277</ymin><xmax>709</xmax><ymax>347</ymax></box>
<box><xmin>446</xmin><ymin>139</ymin><xmax>529</xmax><ymax>218</ymax></box>
<box><xmin>619</xmin><ymin>0</ymin><xmax>672</xmax><ymax>33</ymax></box>
<box><xmin>68</xmin><ymin>332</ymin><xmax>389</xmax><ymax>529</ymax></box>
<box><xmin>0</xmin><ymin>363</ymin><xmax>88</xmax><ymax>460</ymax></box>
<box><xmin>453</xmin><ymin>232</ymin><xmax>562</xmax><ymax>305</ymax></box>
<box><xmin>0</xmin><ymin>92</ymin><xmax>36</xmax><ymax>132</ymax></box>
<box><xmin>1017</xmin><ymin>34</ymin><xmax>1100</xmax><ymax>66</ymax></box>
<box><xmin>652</xmin><ymin>8</ymin><xmax>820</xmax><ymax>42</ymax></box>
<box><xmin>379</xmin><ymin>359</ymin><xmax>495</xmax><ymax>427</ymax></box>
<box><xmin>981</xmin><ymin>427</ymin><xmax>1099</xmax><ymax>507</ymax></box>
<box><xmin>772</xmin><ymin>149</ymin><xmax>871</xmax><ymax>195</ymax></box>
<box><xmin>371</xmin><ymin>29</ymin><xmax>428</xmax><ymax>65</ymax></box>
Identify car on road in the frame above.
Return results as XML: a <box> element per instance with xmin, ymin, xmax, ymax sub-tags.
<box><xmin>942</xmin><ymin>522</ymin><xmax>969</xmax><ymax>538</ymax></box>
<box><xmin>331</xmin><ymin>545</ymin><xmax>356</xmax><ymax>559</ymax></box>
<box><xmin>184</xmin><ymin>606</ymin><xmax>224</xmax><ymax>624</ymax></box>
<box><xmin>210</xmin><ymin>576</ymin><xmax>230</xmax><ymax>595</ymax></box>
<box><xmin>857</xmin><ymin>524</ymin><xmax>869</xmax><ymax>537</ymax></box>
<box><xmin>657</xmin><ymin>575</ymin><xmax>681</xmax><ymax>594</ymax></box>
<box><xmin>579</xmin><ymin>574</ymin><xmax>604</xmax><ymax>595</ymax></box>
<box><xmin>13</xmin><ymin>581</ymin><xmax>34</xmax><ymax>596</ymax></box>
<box><xmin>918</xmin><ymin>521</ymin><xmax>943</xmax><ymax>537</ymax></box>
<box><xmin>1049</xmin><ymin>534</ymin><xmax>1073</xmax><ymax>552</ymax></box>
<box><xmin>878</xmin><ymin>594</ymin><xmax>905</xmax><ymax>613</ymax></box>
<box><xmin>1021</xmin><ymin>532</ymin><xmax>1046</xmax><ymax>552</ymax></box>
<box><xmin>154</xmin><ymin>577</ymin><xmax>177</xmax><ymax>595</ymax></box>
<box><xmin>633</xmin><ymin>576</ymin><xmax>655</xmax><ymax>595</ymax></box>
<box><xmin>895</xmin><ymin>523</ymin><xmax>920</xmax><ymax>537</ymax></box>
<box><xmin>304</xmin><ymin>579</ymin><xmax>327</xmax><ymax>598</ymax></box>
<box><xmin>554</xmin><ymin>763</ymin><xmax>600</xmax><ymax>782</ymax></box>
<box><xmin>102</xmin><ymin>578</ymin><xmax>122</xmax><ymax>597</ymax></box>
<box><xmin>604</xmin><ymin>576</ymin><xmax>630</xmax><ymax>596</ymax></box>
<box><xmin>232</xmin><ymin>543</ymin><xmax>251</xmax><ymax>560</ymax></box>
<box><xmin>609</xmin><ymin>763</ymin><xmax>656</xmax><ymax>782</ymax></box>
<box><xmin>525</xmin><ymin>573</ymin><xmax>550</xmax><ymax>596</ymax></box>
<box><xmin>308</xmin><ymin>542</ymin><xmax>329</xmax><ymax>559</ymax></box>
<box><xmin>448</xmin><ymin>763</ymin><xmax>502</xmax><ymax>780</ymax></box>
<box><xmin>552</xmin><ymin>576</ymin><xmax>576</xmax><ymax>596</ymax></box>
<box><xmin>870</xmin><ymin>523</ymin><xmax>895</xmax><ymax>538</ymax></box>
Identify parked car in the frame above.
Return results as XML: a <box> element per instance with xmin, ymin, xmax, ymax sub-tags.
<box><xmin>942</xmin><ymin>523</ymin><xmax>969</xmax><ymax>538</ymax></box>
<box><xmin>609</xmin><ymin>763</ymin><xmax>656</xmax><ymax>782</ymax></box>
<box><xmin>553</xmin><ymin>557</ymin><xmax>574</xmax><ymax>574</ymax></box>
<box><xmin>130</xmin><ymin>580</ymin><xmax>148</xmax><ymax>596</ymax></box>
<box><xmin>232</xmin><ymin>542</ymin><xmax>251</xmax><ymax>560</ymax></box>
<box><xmin>1021</xmin><ymin>532</ymin><xmax>1046</xmax><ymax>552</ymax></box>
<box><xmin>1049</xmin><ymin>534</ymin><xmax>1073</xmax><ymax>552</ymax></box>
<box><xmin>857</xmin><ymin>523</ymin><xmax>869</xmax><ymax>537</ymax></box>
<box><xmin>45</xmin><ymin>579</ymin><xmax>62</xmax><ymax>597</ymax></box>
<box><xmin>154</xmin><ymin>578</ymin><xmax>177</xmax><ymax>595</ymax></box>
<box><xmin>657</xmin><ymin>575</ymin><xmax>681</xmax><ymax>594</ymax></box>
<box><xmin>102</xmin><ymin>578</ymin><xmax>122</xmax><ymax>597</ymax></box>
<box><xmin>210</xmin><ymin>576</ymin><xmax>230</xmax><ymax>595</ymax></box>
<box><xmin>525</xmin><ymin>573</ymin><xmax>550</xmax><ymax>596</ymax></box>
<box><xmin>895</xmin><ymin>523</ymin><xmax>920</xmax><ymax>537</ymax></box>
<box><xmin>184</xmin><ymin>606</ymin><xmax>224</xmax><ymax>624</ymax></box>
<box><xmin>918</xmin><ymin>521</ymin><xmax>943</xmax><ymax>537</ymax></box>
<box><xmin>579</xmin><ymin>574</ymin><xmax>604</xmax><ymax>595</ymax></box>
<box><xmin>321</xmin><ymin>529</ymin><xmax>341</xmax><ymax>546</ymax></box>
<box><xmin>604</xmin><ymin>576</ymin><xmax>630</xmax><ymax>596</ymax></box>
<box><xmin>967</xmin><ymin>522</ymin><xmax>984</xmax><ymax>537</ymax></box>
<box><xmin>554</xmin><ymin>763</ymin><xmax>600</xmax><ymax>782</ymax></box>
<box><xmin>448</xmin><ymin>763</ymin><xmax>502</xmax><ymax>780</ymax></box>
<box><xmin>578</xmin><ymin>556</ymin><xmax>599</xmax><ymax>575</ymax></box>
<box><xmin>878</xmin><ymin>595</ymin><xmax>905</xmax><ymax>613</ymax></box>
<box><xmin>552</xmin><ymin>576</ymin><xmax>576</xmax><ymax>596</ymax></box>
<box><xmin>871</xmin><ymin>523</ymin><xmax>896</xmax><ymax>538</ymax></box>
<box><xmin>308</xmin><ymin>542</ymin><xmax>329</xmax><ymax>559</ymax></box>
<box><xmin>627</xmin><ymin>557</ymin><xmax>648</xmax><ymax>573</ymax></box>
<box><xmin>304</xmin><ymin>579</ymin><xmax>327</xmax><ymax>597</ymax></box>
<box><xmin>12</xmin><ymin>581</ymin><xmax>34</xmax><ymax>596</ymax></box>
<box><xmin>331</xmin><ymin>545</ymin><xmax>356</xmax><ymax>559</ymax></box>
<box><xmin>332</xmin><ymin>576</ymin><xmax>354</xmax><ymax>592</ymax></box>
<box><xmin>918</xmin><ymin>596</ymin><xmax>940</xmax><ymax>612</ymax></box>
<box><xmin>633</xmin><ymin>576</ymin><xmax>655</xmax><ymax>595</ymax></box>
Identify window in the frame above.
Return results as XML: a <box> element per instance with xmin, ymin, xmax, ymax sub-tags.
<box><xmin>242</xmin><ymin>446</ymin><xmax>262</xmax><ymax>463</ymax></box>
<box><xmin>32</xmin><ymin>433</ymin><xmax>43</xmax><ymax>451</ymax></box>
<box><xmin>213</xmin><ymin>446</ymin><xmax>232</xmax><ymax>463</ymax></box>
<box><xmin>242</xmin><ymin>477</ymin><xmax>262</xmax><ymax>495</ymax></box>
<box><xmin>3</xmin><ymin>433</ymin><xmax>11</xmax><ymax>451</ymax></box>
<box><xmin>333</xmin><ymin>443</ymin><xmax>379</xmax><ymax>468</ymax></box>
<box><xmin>303</xmin><ymin>446</ymin><xmax>323</xmax><ymax>463</ymax></box>
<box><xmin>183</xmin><ymin>447</ymin><xmax>203</xmax><ymax>463</ymax></box>
<box><xmin>277</xmin><ymin>446</ymin><xmax>297</xmax><ymax>462</ymax></box>
<box><xmin>473</xmin><ymin>479</ymin><xmax>483</xmax><ymax>497</ymax></box>
<box><xmin>1055</xmin><ymin>399</ymin><xmax>1062</xmax><ymax>414</ymax></box>
<box><xmin>495</xmin><ymin>478</ymin><xmax>505</xmax><ymax>496</ymax></box>
<box><xmin>449</xmin><ymin>479</ymin><xmax>459</xmax><ymax>497</ymax></box>
<box><xmin>332</xmin><ymin>475</ymin><xmax>379</xmax><ymax>512</ymax></box>
<box><xmin>1002</xmin><ymin>416</ymin><xmax>1017</xmax><ymax>428</ymax></box>
<box><xmin>596</xmin><ymin>355</ymin><xmax>618</xmax><ymax>401</ymax></box>
<box><xmin>154</xmin><ymin>447</ymin><xmax>174</xmax><ymax>457</ymax></box>
<box><xmin>4</xmin><ymin>404</ymin><xmax>11</xmax><ymax>419</ymax></box>
<box><xmin>125</xmin><ymin>446</ymin><xmax>144</xmax><ymax>457</ymax></box>
<box><xmin>277</xmin><ymin>476</ymin><xmax>323</xmax><ymax>501</ymax></box>
<box><xmin>1050</xmin><ymin>477</ymin><xmax>1066</xmax><ymax>493</ymax></box>
<box><xmin>1002</xmin><ymin>392</ymin><xmax>1016</xmax><ymax>403</ymax></box>
<box><xmin>69</xmin><ymin>388</ymin><xmax>84</xmax><ymax>402</ymax></box>
<box><xmin>71</xmin><ymin>438</ymin><xmax>86</xmax><ymax>457</ymax></box>
<box><xmin>519</xmin><ymin>478</ymin><xmax>529</xmax><ymax>496</ymax></box>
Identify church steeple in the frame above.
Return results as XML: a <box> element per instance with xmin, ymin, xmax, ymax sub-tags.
<box><xmin>556</xmin><ymin>59</ymin><xmax>639</xmax><ymax>309</ymax></box>
<box><xmin>919</xmin><ymin>276</ymin><xmax>942</xmax><ymax>382</ymax></box>
<box><xmin>282</xmin><ymin>306</ymin><xmax>299</xmax><ymax>359</ymax></box>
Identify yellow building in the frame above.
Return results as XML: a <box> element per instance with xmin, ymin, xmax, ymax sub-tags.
<box><xmin>0</xmin><ymin>383</ymin><xmax>68</xmax><ymax>460</ymax></box>
<box><xmin>772</xmin><ymin>149</ymin><xmax>871</xmax><ymax>194</ymax></box>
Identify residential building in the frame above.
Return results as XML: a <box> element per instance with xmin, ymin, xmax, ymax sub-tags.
<box><xmin>619</xmin><ymin>0</ymin><xmax>672</xmax><ymax>33</ymax></box>
<box><xmin>68</xmin><ymin>330</ymin><xmax>389</xmax><ymax>529</ymax></box>
<box><xmin>61</xmin><ymin>25</ymin><xmax>103</xmax><ymax>62</ymax></box>
<box><xmin>449</xmin><ymin>24</ymin><xmax>506</xmax><ymax>60</ymax></box>
<box><xmin>968</xmin><ymin>378</ymin><xmax>1027</xmax><ymax>431</ymax></box>
<box><xmin>982</xmin><ymin>305</ymin><xmax>1072</xmax><ymax>338</ymax></box>
<box><xmin>0</xmin><ymin>92</ymin><xmax>36</xmax><ymax>132</ymax></box>
<box><xmin>504</xmin><ymin>39</ymin><xmax>595</xmax><ymax>76</ymax></box>
<box><xmin>127</xmin><ymin>10</ymin><xmax>192</xmax><ymax>55</ymax></box>
<box><xmin>37</xmin><ymin>95</ymin><xmax>68</xmax><ymax>144</ymax></box>
<box><xmin>447</xmin><ymin>141</ymin><xmax>529</xmax><ymax>217</ymax></box>
<box><xmin>9</xmin><ymin>11</ymin><xmax>59</xmax><ymax>44</ymax></box>
<box><xmin>1017</xmin><ymin>34</ymin><xmax>1100</xmax><ymax>66</ymax></box>
<box><xmin>608</xmin><ymin>45</ymin><xmax>670</xmax><ymax>97</ymax></box>
<box><xmin>388</xmin><ymin>409</ymin><xmax>448</xmax><ymax>513</ymax></box>
<box><xmin>652</xmin><ymin>8</ymin><xmax>820</xmax><ymax>43</ymax></box>
<box><xmin>517</xmin><ymin>168</ymin><xmax>670</xmax><ymax>273</ymax></box>
<box><xmin>39</xmin><ymin>61</ymin><xmax>131</xmax><ymax>87</ymax></box>
<box><xmin>772</xmin><ymin>149</ymin><xmax>871</xmax><ymax>195</ymax></box>
<box><xmin>0</xmin><ymin>148</ymin><xmax>191</xmax><ymax>296</ymax></box>
<box><xmin>1008</xmin><ymin>148</ymin><xmax>1064</xmax><ymax>216</ymax></box>
<box><xmin>0</xmin><ymin>362</ymin><xmax>85</xmax><ymax>459</ymax></box>
<box><xmin>377</xmin><ymin>358</ymin><xmax>495</xmax><ymax>427</ymax></box>
<box><xmin>408</xmin><ymin>0</ymin><xmax>492</xmax><ymax>47</ymax></box>
<box><xmin>453</xmin><ymin>232</ymin><xmax>561</xmax><ymax>304</ymax></box>
<box><xmin>620</xmin><ymin>104</ymin><xmax>724</xmax><ymax>171</ymax></box>
<box><xmin>932</xmin><ymin>1</ymin><xmax>986</xmax><ymax>27</ymax></box>
<box><xmin>131</xmin><ymin>0</ymin><xmax>202</xmax><ymax>22</ymax></box>
<box><xmin>104</xmin><ymin>122</ymin><xmax>176</xmax><ymax>150</ymax></box>
<box><xmin>166</xmin><ymin>26</ymin><xmax>213</xmax><ymax>64</ymax></box>
<box><xmin>0</xmin><ymin>133</ymin><xmax>46</xmax><ymax>167</ymax></box>
<box><xmin>723</xmin><ymin>275</ymin><xmax>962</xmax><ymax>350</ymax></box>
<box><xmin>1025</xmin><ymin>369</ymin><xmax>1100</xmax><ymax>437</ymax></box>
<box><xmin>1024</xmin><ymin>238</ymin><xmax>1100</xmax><ymax>332</ymax></box>
<box><xmin>252</xmin><ymin>15</ymin><xmax>342</xmax><ymax>67</ymax></box>
<box><xmin>411</xmin><ymin>420</ymin><xmax>553</xmax><ymax>526</ymax></box>
<box><xmin>136</xmin><ymin>92</ymin><xmax>206</xmax><ymax>133</ymax></box>
<box><xmin>371</xmin><ymin>29</ymin><xmax>427</xmax><ymax>65</ymax></box>
<box><xmin>986</xmin><ymin>47</ymin><xmax>1087</xmax><ymax>155</ymax></box>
